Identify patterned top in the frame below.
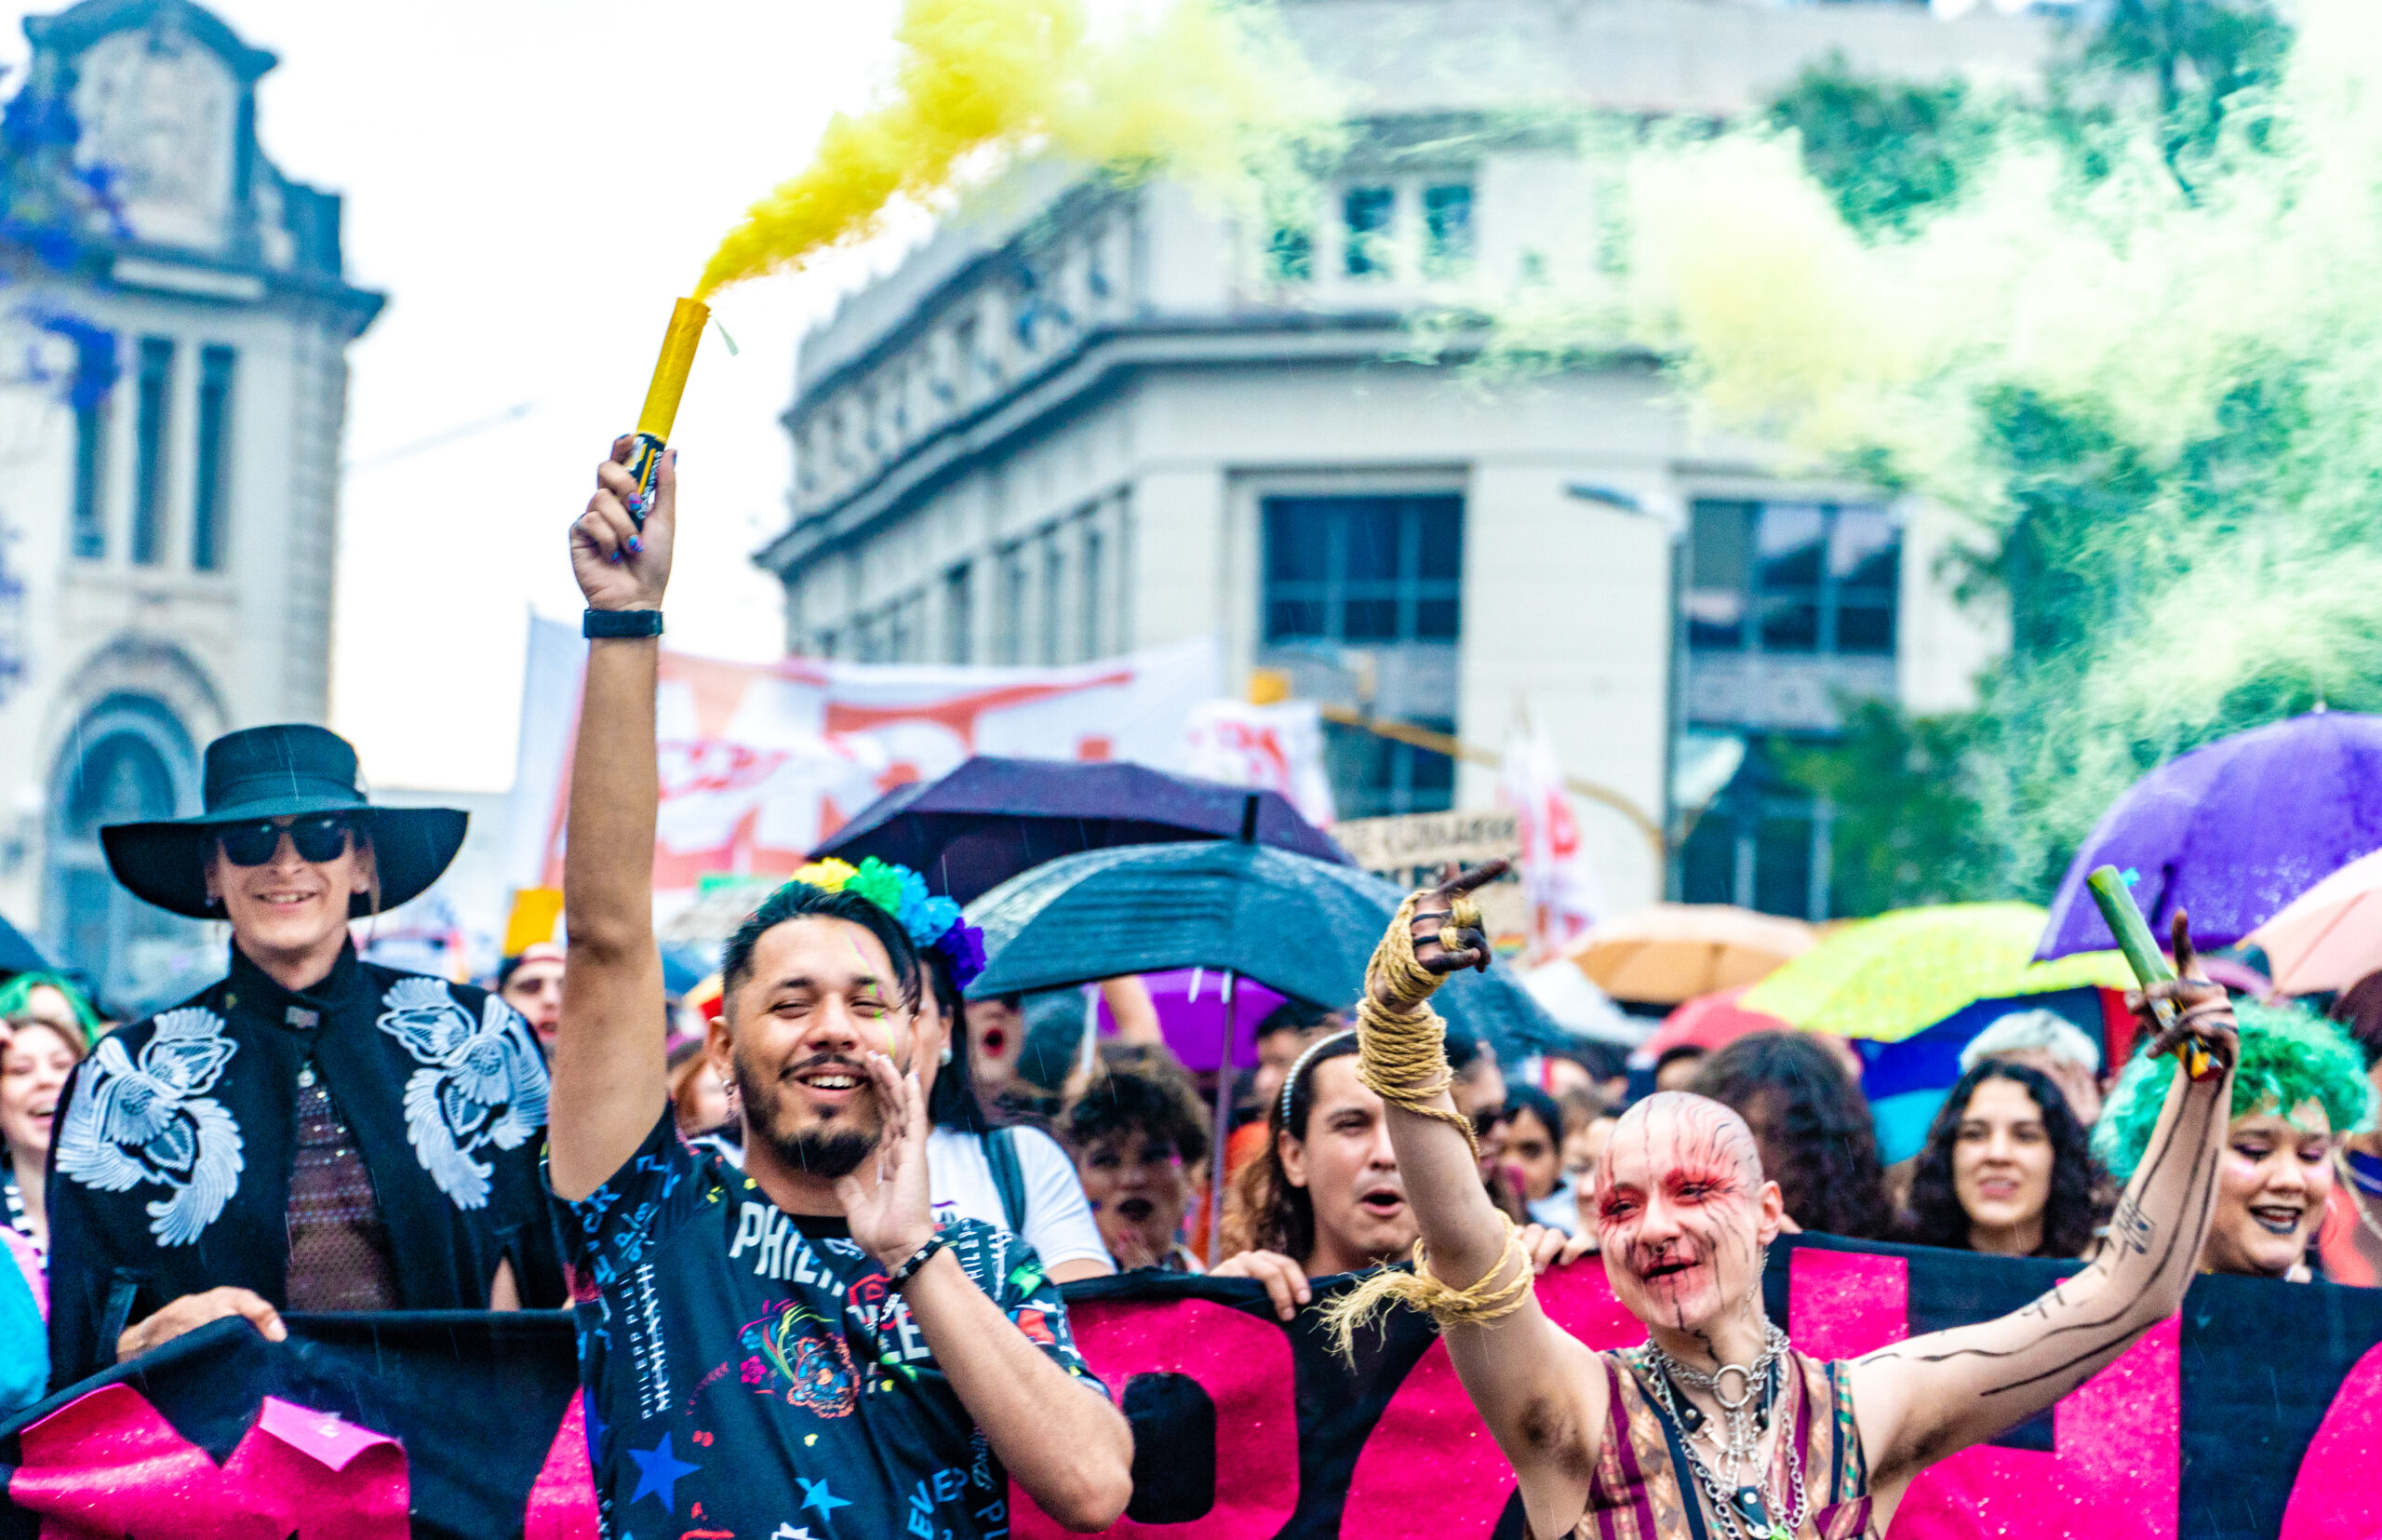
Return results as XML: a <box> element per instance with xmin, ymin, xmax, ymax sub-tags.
<box><xmin>556</xmin><ymin>1111</ymin><xmax>1106</xmax><ymax>1540</ymax></box>
<box><xmin>1569</xmin><ymin>1347</ymin><xmax>1874</xmax><ymax>1540</ymax></box>
<box><xmin>283</xmin><ymin>1062</ymin><xmax>398</xmax><ymax>1312</ymax></box>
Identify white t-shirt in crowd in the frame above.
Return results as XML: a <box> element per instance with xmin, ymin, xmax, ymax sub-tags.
<box><xmin>927</xmin><ymin>1124</ymin><xmax>1113</xmax><ymax>1275</ymax></box>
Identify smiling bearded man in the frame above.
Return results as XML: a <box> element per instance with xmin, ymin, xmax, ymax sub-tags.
<box><xmin>546</xmin><ymin>436</ymin><xmax>1130</xmax><ymax>1539</ymax></box>
<box><xmin>1328</xmin><ymin>863</ymin><xmax>2240</xmax><ymax>1540</ymax></box>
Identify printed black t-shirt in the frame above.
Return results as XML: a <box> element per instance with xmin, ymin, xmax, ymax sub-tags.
<box><xmin>557</xmin><ymin>1112</ymin><xmax>1103</xmax><ymax>1540</ymax></box>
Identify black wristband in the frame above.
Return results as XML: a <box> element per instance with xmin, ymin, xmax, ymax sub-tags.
<box><xmin>886</xmin><ymin>1232</ymin><xmax>948</xmax><ymax>1289</ymax></box>
<box><xmin>583</xmin><ymin>609</ymin><xmax>663</xmax><ymax>638</ymax></box>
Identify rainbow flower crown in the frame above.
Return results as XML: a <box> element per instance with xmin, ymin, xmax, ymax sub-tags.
<box><xmin>789</xmin><ymin>856</ymin><xmax>988</xmax><ymax>987</ymax></box>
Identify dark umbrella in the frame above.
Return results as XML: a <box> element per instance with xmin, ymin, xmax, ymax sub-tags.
<box><xmin>2037</xmin><ymin>711</ymin><xmax>2382</xmax><ymax>960</ymax></box>
<box><xmin>812</xmin><ymin>756</ymin><xmax>1348</xmax><ymax>904</ymax></box>
<box><xmin>0</xmin><ymin>913</ymin><xmax>51</xmax><ymax>976</ymax></box>
<box><xmin>965</xmin><ymin>837</ymin><xmax>1559</xmax><ymax>1264</ymax></box>
<box><xmin>964</xmin><ymin>840</ymin><xmax>1561</xmax><ymax>1059</ymax></box>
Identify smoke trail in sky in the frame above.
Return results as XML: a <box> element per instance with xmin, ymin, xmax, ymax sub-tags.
<box><xmin>696</xmin><ymin>0</ymin><xmax>1335</xmax><ymax>299</ymax></box>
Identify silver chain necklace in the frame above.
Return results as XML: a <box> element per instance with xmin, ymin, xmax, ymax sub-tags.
<box><xmin>1639</xmin><ymin>1324</ymin><xmax>1809</xmax><ymax>1540</ymax></box>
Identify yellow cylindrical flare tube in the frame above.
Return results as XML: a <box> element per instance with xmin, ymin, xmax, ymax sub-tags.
<box><xmin>626</xmin><ymin>297</ymin><xmax>709</xmax><ymax>523</ymax></box>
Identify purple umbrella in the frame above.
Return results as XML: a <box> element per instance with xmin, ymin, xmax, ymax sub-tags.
<box><xmin>812</xmin><ymin>756</ymin><xmax>1348</xmax><ymax>904</ymax></box>
<box><xmin>1090</xmin><ymin>968</ymin><xmax>1291</xmax><ymax>1072</ymax></box>
<box><xmin>2037</xmin><ymin>712</ymin><xmax>2382</xmax><ymax>960</ymax></box>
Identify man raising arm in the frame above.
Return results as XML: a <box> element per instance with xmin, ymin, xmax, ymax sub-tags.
<box><xmin>1337</xmin><ymin>865</ymin><xmax>2234</xmax><ymax>1539</ymax></box>
<box><xmin>550</xmin><ymin>438</ymin><xmax>1131</xmax><ymax>1537</ymax></box>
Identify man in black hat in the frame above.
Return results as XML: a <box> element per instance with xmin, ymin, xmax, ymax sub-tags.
<box><xmin>42</xmin><ymin>724</ymin><xmax>565</xmax><ymax>1386</ymax></box>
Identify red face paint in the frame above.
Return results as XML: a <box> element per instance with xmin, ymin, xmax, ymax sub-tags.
<box><xmin>1594</xmin><ymin>1093</ymin><xmax>1768</xmax><ymax>1333</ymax></box>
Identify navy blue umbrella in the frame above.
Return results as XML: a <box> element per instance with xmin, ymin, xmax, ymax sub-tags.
<box><xmin>812</xmin><ymin>756</ymin><xmax>1348</xmax><ymax>904</ymax></box>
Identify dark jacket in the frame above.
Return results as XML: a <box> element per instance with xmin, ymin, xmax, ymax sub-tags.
<box><xmin>44</xmin><ymin>943</ymin><xmax>565</xmax><ymax>1386</ymax></box>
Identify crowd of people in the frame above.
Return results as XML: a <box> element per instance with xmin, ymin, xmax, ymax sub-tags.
<box><xmin>0</xmin><ymin>440</ymin><xmax>2374</xmax><ymax>1535</ymax></box>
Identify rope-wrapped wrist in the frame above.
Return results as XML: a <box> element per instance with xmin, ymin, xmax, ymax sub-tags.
<box><xmin>1321</xmin><ymin>1216</ymin><xmax>1536</xmax><ymax>1359</ymax></box>
<box><xmin>1355</xmin><ymin>892</ymin><xmax>1479</xmax><ymax>1159</ymax></box>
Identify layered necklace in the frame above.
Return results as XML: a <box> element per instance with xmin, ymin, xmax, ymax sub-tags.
<box><xmin>1637</xmin><ymin>1322</ymin><xmax>1807</xmax><ymax>1540</ymax></box>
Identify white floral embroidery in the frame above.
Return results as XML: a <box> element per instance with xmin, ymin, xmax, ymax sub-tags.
<box><xmin>57</xmin><ymin>1008</ymin><xmax>245</xmax><ymax>1247</ymax></box>
<box><xmin>375</xmin><ymin>977</ymin><xmax>550</xmax><ymax>1210</ymax></box>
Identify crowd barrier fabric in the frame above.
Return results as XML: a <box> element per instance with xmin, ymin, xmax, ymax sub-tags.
<box><xmin>5</xmin><ymin>1235</ymin><xmax>2380</xmax><ymax>1538</ymax></box>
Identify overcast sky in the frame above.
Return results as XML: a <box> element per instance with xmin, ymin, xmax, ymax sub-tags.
<box><xmin>0</xmin><ymin>0</ymin><xmax>927</xmax><ymax>791</ymax></box>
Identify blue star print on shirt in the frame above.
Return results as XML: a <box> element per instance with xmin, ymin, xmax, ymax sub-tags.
<box><xmin>629</xmin><ymin>1433</ymin><xmax>701</xmax><ymax>1513</ymax></box>
<box><xmin>800</xmin><ymin>1476</ymin><xmax>851</xmax><ymax>1519</ymax></box>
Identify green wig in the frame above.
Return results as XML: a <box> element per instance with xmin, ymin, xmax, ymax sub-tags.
<box><xmin>0</xmin><ymin>971</ymin><xmax>100</xmax><ymax>1050</ymax></box>
<box><xmin>2093</xmin><ymin>998</ymin><xmax>2374</xmax><ymax>1185</ymax></box>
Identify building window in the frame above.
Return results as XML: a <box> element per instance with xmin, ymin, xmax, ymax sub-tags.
<box><xmin>131</xmin><ymin>336</ymin><xmax>173</xmax><ymax>567</ymax></box>
<box><xmin>72</xmin><ymin>398</ymin><xmax>107</xmax><ymax>560</ymax></box>
<box><xmin>192</xmin><ymin>344</ymin><xmax>234</xmax><ymax>571</ymax></box>
<box><xmin>1679</xmin><ymin>750</ymin><xmax>1836</xmax><ymax>920</ymax></box>
<box><xmin>943</xmin><ymin>563</ymin><xmax>974</xmax><ymax>664</ymax></box>
<box><xmin>1263</xmin><ymin>494</ymin><xmax>1463</xmax><ymax>646</ymax></box>
<box><xmin>996</xmin><ymin>543</ymin><xmax>1026</xmax><ymax>665</ymax></box>
<box><xmin>1038</xmin><ymin>528</ymin><xmax>1064</xmax><ymax>666</ymax></box>
<box><xmin>1343</xmin><ymin>185</ymin><xmax>1395</xmax><ymax>278</ymax></box>
<box><xmin>1268</xmin><ymin>223</ymin><xmax>1314</xmax><ymax>282</ymax></box>
<box><xmin>47</xmin><ymin>697</ymin><xmax>198</xmax><ymax>1013</ymax></box>
<box><xmin>1422</xmin><ymin>183</ymin><xmax>1474</xmax><ymax>275</ymax></box>
<box><xmin>1686</xmin><ymin>500</ymin><xmax>1898</xmax><ymax>657</ymax></box>
<box><xmin>1325</xmin><ymin>716</ymin><xmax>1459</xmax><ymax>819</ymax></box>
<box><xmin>1080</xmin><ymin>523</ymin><xmax>1104</xmax><ymax>660</ymax></box>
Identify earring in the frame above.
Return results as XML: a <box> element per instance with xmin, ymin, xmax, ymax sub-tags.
<box><xmin>939</xmin><ymin>1044</ymin><xmax>954</xmax><ymax>1065</ymax></box>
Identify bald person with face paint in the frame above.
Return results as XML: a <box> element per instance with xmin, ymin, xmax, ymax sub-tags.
<box><xmin>1335</xmin><ymin>864</ymin><xmax>2240</xmax><ymax>1540</ymax></box>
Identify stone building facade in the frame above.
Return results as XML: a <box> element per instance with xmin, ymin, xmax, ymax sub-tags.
<box><xmin>761</xmin><ymin>0</ymin><xmax>2040</xmax><ymax>918</ymax></box>
<box><xmin>0</xmin><ymin>0</ymin><xmax>380</xmax><ymax>1008</ymax></box>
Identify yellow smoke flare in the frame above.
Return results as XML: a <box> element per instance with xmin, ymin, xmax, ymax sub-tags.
<box><xmin>694</xmin><ymin>0</ymin><xmax>1333</xmax><ymax>299</ymax></box>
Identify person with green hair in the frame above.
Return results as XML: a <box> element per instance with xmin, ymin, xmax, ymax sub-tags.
<box><xmin>0</xmin><ymin>973</ymin><xmax>100</xmax><ymax>1044</ymax></box>
<box><xmin>2095</xmin><ymin>998</ymin><xmax>2373</xmax><ymax>1280</ymax></box>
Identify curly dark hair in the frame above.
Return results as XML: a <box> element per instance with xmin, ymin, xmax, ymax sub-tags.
<box><xmin>1064</xmin><ymin>1062</ymin><xmax>1209</xmax><ymax>1165</ymax></box>
<box><xmin>1899</xmin><ymin>1061</ymin><xmax>2107</xmax><ymax>1258</ymax></box>
<box><xmin>1689</xmin><ymin>1032</ymin><xmax>1891</xmax><ymax>1240</ymax></box>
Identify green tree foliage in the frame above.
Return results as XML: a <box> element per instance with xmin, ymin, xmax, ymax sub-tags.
<box><xmin>1765</xmin><ymin>56</ymin><xmax>1989</xmax><ymax>234</ymax></box>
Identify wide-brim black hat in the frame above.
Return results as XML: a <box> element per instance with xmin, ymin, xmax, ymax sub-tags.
<box><xmin>100</xmin><ymin>723</ymin><xmax>467</xmax><ymax>920</ymax></box>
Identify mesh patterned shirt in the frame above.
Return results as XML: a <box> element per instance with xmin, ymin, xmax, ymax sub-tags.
<box><xmin>283</xmin><ymin>1062</ymin><xmax>399</xmax><ymax>1312</ymax></box>
<box><xmin>555</xmin><ymin>1112</ymin><xmax>1104</xmax><ymax>1540</ymax></box>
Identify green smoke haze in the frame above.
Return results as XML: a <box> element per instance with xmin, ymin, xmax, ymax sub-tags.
<box><xmin>1464</xmin><ymin>0</ymin><xmax>2382</xmax><ymax>909</ymax></box>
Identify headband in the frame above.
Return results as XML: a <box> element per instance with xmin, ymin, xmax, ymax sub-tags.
<box><xmin>1280</xmin><ymin>1027</ymin><xmax>1359</xmax><ymax>1130</ymax></box>
<box><xmin>789</xmin><ymin>855</ymin><xmax>988</xmax><ymax>988</ymax></box>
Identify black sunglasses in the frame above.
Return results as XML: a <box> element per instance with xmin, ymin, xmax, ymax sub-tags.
<box><xmin>1473</xmin><ymin>1105</ymin><xmax>1514</xmax><ymax>1137</ymax></box>
<box><xmin>215</xmin><ymin>814</ymin><xmax>355</xmax><ymax>867</ymax></box>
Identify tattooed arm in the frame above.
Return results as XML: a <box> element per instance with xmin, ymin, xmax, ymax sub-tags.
<box><xmin>1384</xmin><ymin>864</ymin><xmax>1611</xmax><ymax>1534</ymax></box>
<box><xmin>1848</xmin><ymin>917</ymin><xmax>2235</xmax><ymax>1505</ymax></box>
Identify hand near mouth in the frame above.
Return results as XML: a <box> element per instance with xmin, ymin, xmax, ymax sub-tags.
<box><xmin>837</xmin><ymin>1051</ymin><xmax>937</xmax><ymax>1271</ymax></box>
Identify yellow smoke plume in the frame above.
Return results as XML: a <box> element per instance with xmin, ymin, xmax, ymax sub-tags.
<box><xmin>695</xmin><ymin>0</ymin><xmax>1332</xmax><ymax>299</ymax></box>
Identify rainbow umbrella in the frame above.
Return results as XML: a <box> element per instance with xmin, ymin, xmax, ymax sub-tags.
<box><xmin>1854</xmin><ymin>986</ymin><xmax>2121</xmax><ymax>1162</ymax></box>
<box><xmin>1741</xmin><ymin>902</ymin><xmax>2134</xmax><ymax>1045</ymax></box>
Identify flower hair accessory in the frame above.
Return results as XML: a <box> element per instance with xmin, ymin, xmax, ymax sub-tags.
<box><xmin>790</xmin><ymin>855</ymin><xmax>987</xmax><ymax>988</ymax></box>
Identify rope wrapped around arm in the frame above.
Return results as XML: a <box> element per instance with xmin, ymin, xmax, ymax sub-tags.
<box><xmin>1321</xmin><ymin>891</ymin><xmax>1535</xmax><ymax>1358</ymax></box>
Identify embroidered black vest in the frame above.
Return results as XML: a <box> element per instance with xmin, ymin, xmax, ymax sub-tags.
<box><xmin>43</xmin><ymin>943</ymin><xmax>566</xmax><ymax>1386</ymax></box>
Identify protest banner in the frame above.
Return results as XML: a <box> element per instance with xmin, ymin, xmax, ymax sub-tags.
<box><xmin>6</xmin><ymin>1234</ymin><xmax>2377</xmax><ymax>1538</ymax></box>
<box><xmin>502</xmin><ymin>622</ymin><xmax>1220</xmax><ymax>907</ymax></box>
